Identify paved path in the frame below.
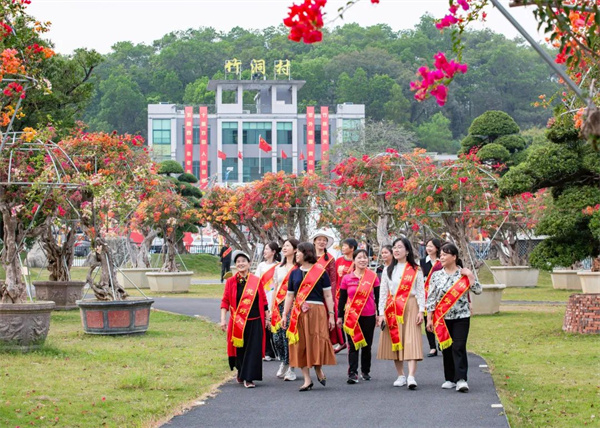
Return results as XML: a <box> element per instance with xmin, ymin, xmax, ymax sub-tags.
<box><xmin>154</xmin><ymin>298</ymin><xmax>509</xmax><ymax>428</ymax></box>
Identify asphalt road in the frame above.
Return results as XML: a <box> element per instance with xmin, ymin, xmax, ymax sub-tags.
<box><xmin>154</xmin><ymin>298</ymin><xmax>509</xmax><ymax>428</ymax></box>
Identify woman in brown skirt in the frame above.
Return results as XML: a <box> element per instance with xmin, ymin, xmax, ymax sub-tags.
<box><xmin>281</xmin><ymin>242</ymin><xmax>336</xmax><ymax>391</ymax></box>
<box><xmin>376</xmin><ymin>237</ymin><xmax>425</xmax><ymax>390</ymax></box>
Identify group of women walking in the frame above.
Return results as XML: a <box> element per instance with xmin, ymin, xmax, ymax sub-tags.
<box><xmin>220</xmin><ymin>231</ymin><xmax>482</xmax><ymax>393</ymax></box>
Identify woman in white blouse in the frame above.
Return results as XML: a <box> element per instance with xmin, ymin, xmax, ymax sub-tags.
<box><xmin>376</xmin><ymin>237</ymin><xmax>425</xmax><ymax>390</ymax></box>
<box><xmin>255</xmin><ymin>241</ymin><xmax>281</xmax><ymax>361</ymax></box>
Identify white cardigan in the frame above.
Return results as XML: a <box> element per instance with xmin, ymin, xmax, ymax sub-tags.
<box><xmin>378</xmin><ymin>262</ymin><xmax>425</xmax><ymax>315</ymax></box>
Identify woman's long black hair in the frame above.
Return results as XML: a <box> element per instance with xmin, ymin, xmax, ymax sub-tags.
<box><xmin>440</xmin><ymin>242</ymin><xmax>463</xmax><ymax>268</ymax></box>
<box><xmin>279</xmin><ymin>238</ymin><xmax>300</xmax><ymax>267</ymax></box>
<box><xmin>426</xmin><ymin>238</ymin><xmax>443</xmax><ymax>259</ymax></box>
<box><xmin>266</xmin><ymin>241</ymin><xmax>282</xmax><ymax>263</ymax></box>
<box><xmin>387</xmin><ymin>237</ymin><xmax>418</xmax><ymax>279</ymax></box>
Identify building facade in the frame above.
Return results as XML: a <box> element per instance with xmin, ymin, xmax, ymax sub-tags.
<box><xmin>147</xmin><ymin>79</ymin><xmax>365</xmax><ymax>187</ymax></box>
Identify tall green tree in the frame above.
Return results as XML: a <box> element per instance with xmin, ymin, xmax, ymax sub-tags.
<box><xmin>416</xmin><ymin>112</ymin><xmax>457</xmax><ymax>153</ymax></box>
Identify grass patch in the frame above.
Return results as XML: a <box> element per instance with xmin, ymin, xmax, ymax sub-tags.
<box><xmin>128</xmin><ymin>283</ymin><xmax>224</xmax><ymax>299</ymax></box>
<box><xmin>470</xmin><ymin>307</ymin><xmax>600</xmax><ymax>428</ymax></box>
<box><xmin>478</xmin><ymin>261</ymin><xmax>573</xmax><ymax>302</ymax></box>
<box><xmin>0</xmin><ymin>310</ymin><xmax>230</xmax><ymax>427</ymax></box>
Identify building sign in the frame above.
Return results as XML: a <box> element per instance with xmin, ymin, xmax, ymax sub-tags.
<box><xmin>274</xmin><ymin>60</ymin><xmax>291</xmax><ymax>79</ymax></box>
<box><xmin>199</xmin><ymin>106</ymin><xmax>209</xmax><ymax>189</ymax></box>
<box><xmin>184</xmin><ymin>106</ymin><xmax>193</xmax><ymax>174</ymax></box>
<box><xmin>224</xmin><ymin>59</ymin><xmax>291</xmax><ymax>79</ymax></box>
<box><xmin>306</xmin><ymin>106</ymin><xmax>315</xmax><ymax>174</ymax></box>
<box><xmin>250</xmin><ymin>59</ymin><xmax>266</xmax><ymax>80</ymax></box>
<box><xmin>224</xmin><ymin>58</ymin><xmax>242</xmax><ymax>78</ymax></box>
<box><xmin>321</xmin><ymin>106</ymin><xmax>329</xmax><ymax>175</ymax></box>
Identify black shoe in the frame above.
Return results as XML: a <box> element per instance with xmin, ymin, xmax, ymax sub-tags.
<box><xmin>317</xmin><ymin>375</ymin><xmax>327</xmax><ymax>386</ymax></box>
<box><xmin>427</xmin><ymin>350</ymin><xmax>438</xmax><ymax>357</ymax></box>
<box><xmin>347</xmin><ymin>373</ymin><xmax>359</xmax><ymax>384</ymax></box>
<box><xmin>299</xmin><ymin>382</ymin><xmax>313</xmax><ymax>391</ymax></box>
<box><xmin>361</xmin><ymin>373</ymin><xmax>371</xmax><ymax>381</ymax></box>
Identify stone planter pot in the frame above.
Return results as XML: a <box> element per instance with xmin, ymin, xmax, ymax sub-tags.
<box><xmin>470</xmin><ymin>284</ymin><xmax>506</xmax><ymax>315</ymax></box>
<box><xmin>146</xmin><ymin>271</ymin><xmax>193</xmax><ymax>293</ymax></box>
<box><xmin>551</xmin><ymin>270</ymin><xmax>582</xmax><ymax>291</ymax></box>
<box><xmin>577</xmin><ymin>272</ymin><xmax>600</xmax><ymax>294</ymax></box>
<box><xmin>117</xmin><ymin>268</ymin><xmax>159</xmax><ymax>289</ymax></box>
<box><xmin>32</xmin><ymin>280</ymin><xmax>85</xmax><ymax>310</ymax></box>
<box><xmin>563</xmin><ymin>293</ymin><xmax>600</xmax><ymax>334</ymax></box>
<box><xmin>490</xmin><ymin>266</ymin><xmax>539</xmax><ymax>287</ymax></box>
<box><xmin>0</xmin><ymin>301</ymin><xmax>55</xmax><ymax>351</ymax></box>
<box><xmin>77</xmin><ymin>298</ymin><xmax>154</xmax><ymax>335</ymax></box>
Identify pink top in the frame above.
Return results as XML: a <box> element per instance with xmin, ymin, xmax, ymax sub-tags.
<box><xmin>339</xmin><ymin>272</ymin><xmax>380</xmax><ymax>317</ymax></box>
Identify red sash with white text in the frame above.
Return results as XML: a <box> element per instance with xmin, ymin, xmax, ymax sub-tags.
<box><xmin>384</xmin><ymin>264</ymin><xmax>417</xmax><ymax>351</ymax></box>
<box><xmin>286</xmin><ymin>264</ymin><xmax>325</xmax><ymax>345</ymax></box>
<box><xmin>343</xmin><ymin>269</ymin><xmax>377</xmax><ymax>350</ymax></box>
<box><xmin>424</xmin><ymin>260</ymin><xmax>442</xmax><ymax>316</ymax></box>
<box><xmin>270</xmin><ymin>266</ymin><xmax>295</xmax><ymax>333</ymax></box>
<box><xmin>231</xmin><ymin>273</ymin><xmax>260</xmax><ymax>348</ymax></box>
<box><xmin>259</xmin><ymin>264</ymin><xmax>277</xmax><ymax>292</ymax></box>
<box><xmin>433</xmin><ymin>275</ymin><xmax>470</xmax><ymax>350</ymax></box>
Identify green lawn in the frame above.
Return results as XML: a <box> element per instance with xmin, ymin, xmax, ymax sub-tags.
<box><xmin>470</xmin><ymin>305</ymin><xmax>600</xmax><ymax>428</ymax></box>
<box><xmin>0</xmin><ymin>310</ymin><xmax>230</xmax><ymax>428</ymax></box>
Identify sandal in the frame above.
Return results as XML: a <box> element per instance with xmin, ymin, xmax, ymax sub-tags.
<box><xmin>244</xmin><ymin>381</ymin><xmax>255</xmax><ymax>388</ymax></box>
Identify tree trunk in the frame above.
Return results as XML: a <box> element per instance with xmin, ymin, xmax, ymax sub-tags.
<box><xmin>87</xmin><ymin>237</ymin><xmax>128</xmax><ymax>301</ymax></box>
<box><xmin>39</xmin><ymin>217</ymin><xmax>76</xmax><ymax>282</ymax></box>
<box><xmin>0</xmin><ymin>207</ymin><xmax>26</xmax><ymax>303</ymax></box>
<box><xmin>376</xmin><ymin>193</ymin><xmax>392</xmax><ymax>247</ymax></box>
<box><xmin>162</xmin><ymin>230</ymin><xmax>178</xmax><ymax>272</ymax></box>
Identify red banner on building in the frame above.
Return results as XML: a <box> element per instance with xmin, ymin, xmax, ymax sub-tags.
<box><xmin>320</xmin><ymin>106</ymin><xmax>329</xmax><ymax>175</ymax></box>
<box><xmin>199</xmin><ymin>106</ymin><xmax>209</xmax><ymax>189</ymax></box>
<box><xmin>184</xmin><ymin>106</ymin><xmax>193</xmax><ymax>174</ymax></box>
<box><xmin>306</xmin><ymin>106</ymin><xmax>315</xmax><ymax>174</ymax></box>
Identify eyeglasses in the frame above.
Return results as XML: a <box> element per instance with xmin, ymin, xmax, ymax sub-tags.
<box><xmin>392</xmin><ymin>246</ymin><xmax>405</xmax><ymax>250</ymax></box>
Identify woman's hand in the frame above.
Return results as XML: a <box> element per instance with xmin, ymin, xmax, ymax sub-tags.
<box><xmin>460</xmin><ymin>267</ymin><xmax>476</xmax><ymax>283</ymax></box>
<box><xmin>220</xmin><ymin>319</ymin><xmax>227</xmax><ymax>332</ymax></box>
<box><xmin>328</xmin><ymin>314</ymin><xmax>335</xmax><ymax>331</ymax></box>
<box><xmin>426</xmin><ymin>319</ymin><xmax>434</xmax><ymax>332</ymax></box>
<box><xmin>265</xmin><ymin>310</ymin><xmax>271</xmax><ymax>323</ymax></box>
<box><xmin>336</xmin><ymin>317</ymin><xmax>343</xmax><ymax>329</ymax></box>
<box><xmin>281</xmin><ymin>315</ymin><xmax>287</xmax><ymax>330</ymax></box>
<box><xmin>376</xmin><ymin>315</ymin><xmax>385</xmax><ymax>327</ymax></box>
<box><xmin>416</xmin><ymin>312</ymin><xmax>424</xmax><ymax>325</ymax></box>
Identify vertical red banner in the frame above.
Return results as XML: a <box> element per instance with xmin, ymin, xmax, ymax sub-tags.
<box><xmin>199</xmin><ymin>106</ymin><xmax>208</xmax><ymax>189</ymax></box>
<box><xmin>184</xmin><ymin>107</ymin><xmax>193</xmax><ymax>174</ymax></box>
<box><xmin>320</xmin><ymin>106</ymin><xmax>329</xmax><ymax>175</ymax></box>
<box><xmin>306</xmin><ymin>106</ymin><xmax>315</xmax><ymax>174</ymax></box>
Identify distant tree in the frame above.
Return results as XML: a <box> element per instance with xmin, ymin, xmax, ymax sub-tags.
<box><xmin>183</xmin><ymin>76</ymin><xmax>215</xmax><ymax>105</ymax></box>
<box><xmin>416</xmin><ymin>112</ymin><xmax>458</xmax><ymax>153</ymax></box>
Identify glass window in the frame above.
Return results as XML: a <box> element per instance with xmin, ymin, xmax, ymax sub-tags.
<box><xmin>222</xmin><ymin>122</ymin><xmax>238</xmax><ymax>145</ymax></box>
<box><xmin>152</xmin><ymin>144</ymin><xmax>171</xmax><ymax>162</ymax></box>
<box><xmin>278</xmin><ymin>157</ymin><xmax>293</xmax><ymax>174</ymax></box>
<box><xmin>243</xmin><ymin>122</ymin><xmax>272</xmax><ymax>145</ymax></box>
<box><xmin>222</xmin><ymin>158</ymin><xmax>238</xmax><ymax>182</ymax></box>
<box><xmin>342</xmin><ymin>119</ymin><xmax>362</xmax><ymax>143</ymax></box>
<box><xmin>303</xmin><ymin>124</ymin><xmax>330</xmax><ymax>145</ymax></box>
<box><xmin>153</xmin><ymin>119</ymin><xmax>171</xmax><ymax>145</ymax></box>
<box><xmin>277</xmin><ymin>122</ymin><xmax>293</xmax><ymax>145</ymax></box>
<box><xmin>243</xmin><ymin>157</ymin><xmax>272</xmax><ymax>182</ymax></box>
<box><xmin>181</xmin><ymin>126</ymin><xmax>211</xmax><ymax>145</ymax></box>
<box><xmin>192</xmin><ymin>160</ymin><xmax>211</xmax><ymax>180</ymax></box>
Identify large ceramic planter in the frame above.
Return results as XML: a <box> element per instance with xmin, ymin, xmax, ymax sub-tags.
<box><xmin>470</xmin><ymin>284</ymin><xmax>506</xmax><ymax>315</ymax></box>
<box><xmin>490</xmin><ymin>266</ymin><xmax>539</xmax><ymax>287</ymax></box>
<box><xmin>146</xmin><ymin>271</ymin><xmax>193</xmax><ymax>293</ymax></box>
<box><xmin>577</xmin><ymin>272</ymin><xmax>600</xmax><ymax>294</ymax></box>
<box><xmin>551</xmin><ymin>270</ymin><xmax>582</xmax><ymax>291</ymax></box>
<box><xmin>77</xmin><ymin>298</ymin><xmax>154</xmax><ymax>335</ymax></box>
<box><xmin>117</xmin><ymin>268</ymin><xmax>159</xmax><ymax>289</ymax></box>
<box><xmin>32</xmin><ymin>280</ymin><xmax>85</xmax><ymax>310</ymax></box>
<box><xmin>0</xmin><ymin>301</ymin><xmax>55</xmax><ymax>351</ymax></box>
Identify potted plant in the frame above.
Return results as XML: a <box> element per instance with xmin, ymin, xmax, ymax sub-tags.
<box><xmin>59</xmin><ymin>130</ymin><xmax>157</xmax><ymax>335</ymax></box>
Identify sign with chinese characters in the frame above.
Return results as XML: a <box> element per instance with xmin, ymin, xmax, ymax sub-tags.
<box><xmin>306</xmin><ymin>106</ymin><xmax>315</xmax><ymax>174</ymax></box>
<box><xmin>224</xmin><ymin>58</ymin><xmax>242</xmax><ymax>78</ymax></box>
<box><xmin>250</xmin><ymin>59</ymin><xmax>266</xmax><ymax>80</ymax></box>
<box><xmin>274</xmin><ymin>60</ymin><xmax>291</xmax><ymax>79</ymax></box>
<box><xmin>321</xmin><ymin>106</ymin><xmax>329</xmax><ymax>175</ymax></box>
<box><xmin>184</xmin><ymin>106</ymin><xmax>193</xmax><ymax>174</ymax></box>
<box><xmin>199</xmin><ymin>106</ymin><xmax>209</xmax><ymax>189</ymax></box>
<box><xmin>224</xmin><ymin>59</ymin><xmax>291</xmax><ymax>79</ymax></box>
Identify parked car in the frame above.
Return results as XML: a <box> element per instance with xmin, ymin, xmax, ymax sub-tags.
<box><xmin>74</xmin><ymin>240</ymin><xmax>91</xmax><ymax>257</ymax></box>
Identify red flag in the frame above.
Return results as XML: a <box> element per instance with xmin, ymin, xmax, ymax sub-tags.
<box><xmin>217</xmin><ymin>150</ymin><xmax>227</xmax><ymax>160</ymax></box>
<box><xmin>258</xmin><ymin>135</ymin><xmax>272</xmax><ymax>152</ymax></box>
<box><xmin>281</xmin><ymin>149</ymin><xmax>288</xmax><ymax>159</ymax></box>
<box><xmin>299</xmin><ymin>151</ymin><xmax>305</xmax><ymax>160</ymax></box>
<box><xmin>238</xmin><ymin>151</ymin><xmax>243</xmax><ymax>160</ymax></box>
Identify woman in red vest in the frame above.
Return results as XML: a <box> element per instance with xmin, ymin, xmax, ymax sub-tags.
<box><xmin>220</xmin><ymin>251</ymin><xmax>269</xmax><ymax>389</ymax></box>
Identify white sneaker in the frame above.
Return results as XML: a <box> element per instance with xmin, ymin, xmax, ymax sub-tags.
<box><xmin>263</xmin><ymin>355</ymin><xmax>272</xmax><ymax>362</ymax></box>
<box><xmin>283</xmin><ymin>367</ymin><xmax>297</xmax><ymax>381</ymax></box>
<box><xmin>456</xmin><ymin>379</ymin><xmax>469</xmax><ymax>392</ymax></box>
<box><xmin>393</xmin><ymin>375</ymin><xmax>407</xmax><ymax>387</ymax></box>
<box><xmin>407</xmin><ymin>376</ymin><xmax>417</xmax><ymax>390</ymax></box>
<box><xmin>276</xmin><ymin>363</ymin><xmax>288</xmax><ymax>378</ymax></box>
<box><xmin>441</xmin><ymin>381</ymin><xmax>457</xmax><ymax>389</ymax></box>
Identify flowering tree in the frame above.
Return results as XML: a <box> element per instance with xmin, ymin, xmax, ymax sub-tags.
<box><xmin>59</xmin><ymin>131</ymin><xmax>156</xmax><ymax>301</ymax></box>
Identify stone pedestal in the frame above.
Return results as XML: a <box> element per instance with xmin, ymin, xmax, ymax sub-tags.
<box><xmin>490</xmin><ymin>266</ymin><xmax>539</xmax><ymax>287</ymax></box>
<box><xmin>0</xmin><ymin>301</ymin><xmax>56</xmax><ymax>351</ymax></box>
<box><xmin>33</xmin><ymin>281</ymin><xmax>85</xmax><ymax>310</ymax></box>
<box><xmin>470</xmin><ymin>284</ymin><xmax>506</xmax><ymax>315</ymax></box>
<box><xmin>551</xmin><ymin>270</ymin><xmax>581</xmax><ymax>290</ymax></box>
<box><xmin>563</xmin><ymin>294</ymin><xmax>600</xmax><ymax>334</ymax></box>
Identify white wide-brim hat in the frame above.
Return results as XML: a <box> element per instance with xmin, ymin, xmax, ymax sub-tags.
<box><xmin>232</xmin><ymin>250</ymin><xmax>251</xmax><ymax>263</ymax></box>
<box><xmin>310</xmin><ymin>229</ymin><xmax>334</xmax><ymax>249</ymax></box>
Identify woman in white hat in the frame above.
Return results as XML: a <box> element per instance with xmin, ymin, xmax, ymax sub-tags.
<box><xmin>311</xmin><ymin>229</ymin><xmax>345</xmax><ymax>351</ymax></box>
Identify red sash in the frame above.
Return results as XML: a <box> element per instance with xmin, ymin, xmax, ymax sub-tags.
<box><xmin>222</xmin><ymin>247</ymin><xmax>232</xmax><ymax>258</ymax></box>
<box><xmin>270</xmin><ymin>266</ymin><xmax>295</xmax><ymax>333</ymax></box>
<box><xmin>336</xmin><ymin>258</ymin><xmax>354</xmax><ymax>300</ymax></box>
<box><xmin>343</xmin><ymin>269</ymin><xmax>377</xmax><ymax>349</ymax></box>
<box><xmin>259</xmin><ymin>263</ymin><xmax>277</xmax><ymax>292</ymax></box>
<box><xmin>231</xmin><ymin>273</ymin><xmax>260</xmax><ymax>348</ymax></box>
<box><xmin>433</xmin><ymin>275</ymin><xmax>470</xmax><ymax>350</ymax></box>
<box><xmin>316</xmin><ymin>253</ymin><xmax>333</xmax><ymax>269</ymax></box>
<box><xmin>286</xmin><ymin>264</ymin><xmax>325</xmax><ymax>345</ymax></box>
<box><xmin>384</xmin><ymin>264</ymin><xmax>417</xmax><ymax>351</ymax></box>
<box><xmin>424</xmin><ymin>260</ymin><xmax>442</xmax><ymax>315</ymax></box>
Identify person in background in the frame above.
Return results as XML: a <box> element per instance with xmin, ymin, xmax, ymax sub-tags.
<box><xmin>420</xmin><ymin>238</ymin><xmax>443</xmax><ymax>357</ymax></box>
<box><xmin>426</xmin><ymin>242</ymin><xmax>481</xmax><ymax>393</ymax></box>
<box><xmin>219</xmin><ymin>244</ymin><xmax>232</xmax><ymax>283</ymax></box>
<box><xmin>337</xmin><ymin>249</ymin><xmax>380</xmax><ymax>384</ymax></box>
<box><xmin>256</xmin><ymin>241</ymin><xmax>281</xmax><ymax>361</ymax></box>
<box><xmin>376</xmin><ymin>237</ymin><xmax>425</xmax><ymax>390</ymax></box>
<box><xmin>271</xmin><ymin>238</ymin><xmax>299</xmax><ymax>381</ymax></box>
<box><xmin>336</xmin><ymin>238</ymin><xmax>358</xmax><ymax>352</ymax></box>
<box><xmin>376</xmin><ymin>244</ymin><xmax>394</xmax><ymax>282</ymax></box>
<box><xmin>220</xmin><ymin>251</ymin><xmax>269</xmax><ymax>389</ymax></box>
